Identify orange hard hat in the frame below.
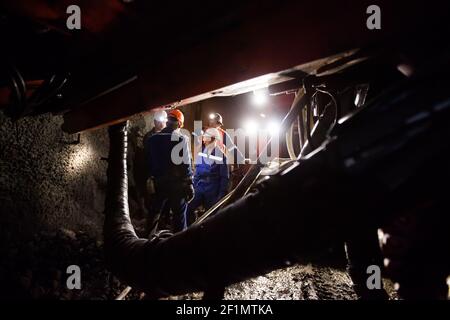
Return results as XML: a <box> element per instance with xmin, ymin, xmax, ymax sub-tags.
<box><xmin>168</xmin><ymin>109</ymin><xmax>185</xmax><ymax>127</ymax></box>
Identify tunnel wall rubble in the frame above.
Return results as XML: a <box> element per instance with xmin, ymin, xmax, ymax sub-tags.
<box><xmin>0</xmin><ymin>111</ymin><xmax>149</xmax><ymax>299</ymax></box>
<box><xmin>0</xmin><ymin>112</ymin><xmax>109</xmax><ymax>237</ymax></box>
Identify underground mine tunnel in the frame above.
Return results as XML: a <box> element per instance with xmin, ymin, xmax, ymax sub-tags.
<box><xmin>0</xmin><ymin>1</ymin><xmax>450</xmax><ymax>303</ymax></box>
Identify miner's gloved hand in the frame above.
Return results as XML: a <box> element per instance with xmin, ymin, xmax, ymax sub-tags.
<box><xmin>185</xmin><ymin>183</ymin><xmax>195</xmax><ymax>203</ymax></box>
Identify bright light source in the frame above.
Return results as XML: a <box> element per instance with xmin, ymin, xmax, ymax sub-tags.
<box><xmin>244</xmin><ymin>120</ymin><xmax>258</xmax><ymax>134</ymax></box>
<box><xmin>209</xmin><ymin>113</ymin><xmax>215</xmax><ymax>120</ymax></box>
<box><xmin>154</xmin><ymin>110</ymin><xmax>168</xmax><ymax>122</ymax></box>
<box><xmin>377</xmin><ymin>228</ymin><xmax>390</xmax><ymax>245</ymax></box>
<box><xmin>260</xmin><ymin>113</ymin><xmax>266</xmax><ymax>118</ymax></box>
<box><xmin>252</xmin><ymin>88</ymin><xmax>269</xmax><ymax>106</ymax></box>
<box><xmin>267</xmin><ymin>121</ymin><xmax>281</xmax><ymax>135</ymax></box>
<box><xmin>156</xmin><ymin>115</ymin><xmax>167</xmax><ymax>122</ymax></box>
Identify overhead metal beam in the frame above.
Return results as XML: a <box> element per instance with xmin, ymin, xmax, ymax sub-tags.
<box><xmin>60</xmin><ymin>1</ymin><xmax>450</xmax><ymax>133</ymax></box>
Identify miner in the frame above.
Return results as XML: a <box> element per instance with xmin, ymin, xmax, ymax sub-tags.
<box><xmin>145</xmin><ymin>109</ymin><xmax>194</xmax><ymax>233</ymax></box>
<box><xmin>143</xmin><ymin>109</ymin><xmax>169</xmax><ymax>235</ymax></box>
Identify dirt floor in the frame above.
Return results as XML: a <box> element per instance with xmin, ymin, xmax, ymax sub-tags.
<box><xmin>227</xmin><ymin>264</ymin><xmax>399</xmax><ymax>300</ymax></box>
<box><xmin>163</xmin><ymin>264</ymin><xmax>398</xmax><ymax>301</ymax></box>
<box><xmin>226</xmin><ymin>265</ymin><xmax>357</xmax><ymax>300</ymax></box>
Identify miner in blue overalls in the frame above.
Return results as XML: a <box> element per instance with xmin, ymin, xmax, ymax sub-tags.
<box><xmin>187</xmin><ymin>127</ymin><xmax>229</xmax><ymax>225</ymax></box>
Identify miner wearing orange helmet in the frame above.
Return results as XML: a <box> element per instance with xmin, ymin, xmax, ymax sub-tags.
<box><xmin>145</xmin><ymin>109</ymin><xmax>194</xmax><ymax>234</ymax></box>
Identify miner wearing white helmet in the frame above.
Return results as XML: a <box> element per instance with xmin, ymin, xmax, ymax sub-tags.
<box><xmin>143</xmin><ymin>110</ymin><xmax>168</xmax><ymax>178</ymax></box>
<box><xmin>143</xmin><ymin>109</ymin><xmax>169</xmax><ymax>234</ymax></box>
<box><xmin>145</xmin><ymin>110</ymin><xmax>167</xmax><ymax>140</ymax></box>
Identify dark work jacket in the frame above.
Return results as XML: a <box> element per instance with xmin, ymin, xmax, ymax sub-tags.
<box><xmin>143</xmin><ymin>127</ymin><xmax>159</xmax><ymax>179</ymax></box>
<box><xmin>145</xmin><ymin>126</ymin><xmax>193</xmax><ymax>183</ymax></box>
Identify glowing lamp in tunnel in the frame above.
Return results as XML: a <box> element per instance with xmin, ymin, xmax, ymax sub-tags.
<box><xmin>252</xmin><ymin>88</ymin><xmax>269</xmax><ymax>106</ymax></box>
<box><xmin>267</xmin><ymin>121</ymin><xmax>281</xmax><ymax>135</ymax></box>
<box><xmin>244</xmin><ymin>119</ymin><xmax>258</xmax><ymax>134</ymax></box>
<box><xmin>155</xmin><ymin>114</ymin><xmax>167</xmax><ymax>122</ymax></box>
<box><xmin>154</xmin><ymin>110</ymin><xmax>168</xmax><ymax>122</ymax></box>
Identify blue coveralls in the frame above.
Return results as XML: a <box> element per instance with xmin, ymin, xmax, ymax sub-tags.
<box><xmin>188</xmin><ymin>145</ymin><xmax>229</xmax><ymax>224</ymax></box>
<box><xmin>145</xmin><ymin>126</ymin><xmax>193</xmax><ymax>233</ymax></box>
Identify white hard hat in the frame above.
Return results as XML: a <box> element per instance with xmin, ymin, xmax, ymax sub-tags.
<box><xmin>209</xmin><ymin>112</ymin><xmax>223</xmax><ymax>125</ymax></box>
<box><xmin>154</xmin><ymin>110</ymin><xmax>168</xmax><ymax>122</ymax></box>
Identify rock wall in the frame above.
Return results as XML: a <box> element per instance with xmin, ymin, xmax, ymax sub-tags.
<box><xmin>0</xmin><ymin>112</ymin><xmax>109</xmax><ymax>238</ymax></box>
<box><xmin>0</xmin><ymin>111</ymin><xmax>153</xmax><ymax>299</ymax></box>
